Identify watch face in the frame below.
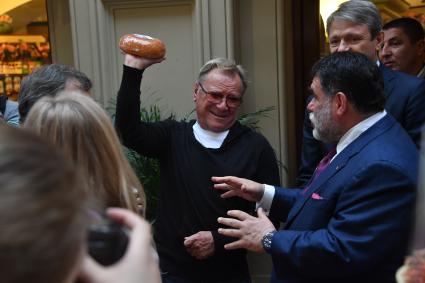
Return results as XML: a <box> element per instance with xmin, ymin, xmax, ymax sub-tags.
<box><xmin>262</xmin><ymin>231</ymin><xmax>275</xmax><ymax>251</ymax></box>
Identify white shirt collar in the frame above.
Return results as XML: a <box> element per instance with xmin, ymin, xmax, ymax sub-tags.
<box><xmin>334</xmin><ymin>110</ymin><xmax>387</xmax><ymax>159</ymax></box>
<box><xmin>192</xmin><ymin>122</ymin><xmax>229</xmax><ymax>149</ymax></box>
<box><xmin>417</xmin><ymin>65</ymin><xmax>425</xmax><ymax>79</ymax></box>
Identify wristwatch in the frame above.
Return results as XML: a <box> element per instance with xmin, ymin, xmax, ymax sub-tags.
<box><xmin>261</xmin><ymin>230</ymin><xmax>276</xmax><ymax>252</ymax></box>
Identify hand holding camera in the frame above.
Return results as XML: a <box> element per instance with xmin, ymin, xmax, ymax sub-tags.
<box><xmin>78</xmin><ymin>208</ymin><xmax>161</xmax><ymax>283</ymax></box>
<box><xmin>88</xmin><ymin>212</ymin><xmax>129</xmax><ymax>266</ymax></box>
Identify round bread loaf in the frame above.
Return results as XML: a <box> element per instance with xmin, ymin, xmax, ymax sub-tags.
<box><xmin>119</xmin><ymin>34</ymin><xmax>166</xmax><ymax>59</ymax></box>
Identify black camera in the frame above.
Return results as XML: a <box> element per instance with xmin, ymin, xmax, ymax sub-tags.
<box><xmin>87</xmin><ymin>216</ymin><xmax>129</xmax><ymax>266</ymax></box>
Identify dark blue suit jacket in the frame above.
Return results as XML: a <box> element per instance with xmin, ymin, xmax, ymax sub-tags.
<box><xmin>270</xmin><ymin>114</ymin><xmax>418</xmax><ymax>283</ymax></box>
<box><xmin>297</xmin><ymin>65</ymin><xmax>425</xmax><ymax>186</ymax></box>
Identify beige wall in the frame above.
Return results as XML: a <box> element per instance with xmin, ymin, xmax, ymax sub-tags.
<box><xmin>237</xmin><ymin>0</ymin><xmax>293</xmax><ymax>187</ymax></box>
<box><xmin>113</xmin><ymin>2</ymin><xmax>198</xmax><ymax>118</ymax></box>
<box><xmin>65</xmin><ymin>0</ymin><xmax>237</xmax><ymax>108</ymax></box>
<box><xmin>47</xmin><ymin>0</ymin><xmax>74</xmax><ymax>65</ymax></box>
<box><xmin>236</xmin><ymin>1</ymin><xmax>294</xmax><ymax>281</ymax></box>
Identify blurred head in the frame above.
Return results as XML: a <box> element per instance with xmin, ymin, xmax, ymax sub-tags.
<box><xmin>18</xmin><ymin>64</ymin><xmax>92</xmax><ymax>123</ymax></box>
<box><xmin>194</xmin><ymin>58</ymin><xmax>247</xmax><ymax>132</ymax></box>
<box><xmin>327</xmin><ymin>0</ymin><xmax>383</xmax><ymax>61</ymax></box>
<box><xmin>24</xmin><ymin>91</ymin><xmax>144</xmax><ymax>214</ymax></box>
<box><xmin>307</xmin><ymin>51</ymin><xmax>385</xmax><ymax>143</ymax></box>
<box><xmin>0</xmin><ymin>125</ymin><xmax>87</xmax><ymax>283</ymax></box>
<box><xmin>380</xmin><ymin>18</ymin><xmax>425</xmax><ymax>76</ymax></box>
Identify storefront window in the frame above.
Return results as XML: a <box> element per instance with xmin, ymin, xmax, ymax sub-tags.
<box><xmin>0</xmin><ymin>0</ymin><xmax>50</xmax><ymax>100</ymax></box>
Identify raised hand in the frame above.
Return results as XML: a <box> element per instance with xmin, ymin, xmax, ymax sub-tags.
<box><xmin>78</xmin><ymin>208</ymin><xmax>161</xmax><ymax>283</ymax></box>
<box><xmin>211</xmin><ymin>176</ymin><xmax>265</xmax><ymax>202</ymax></box>
<box><xmin>123</xmin><ymin>53</ymin><xmax>165</xmax><ymax>70</ymax></box>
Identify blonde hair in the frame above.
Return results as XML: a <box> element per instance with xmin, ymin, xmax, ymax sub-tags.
<box><xmin>24</xmin><ymin>91</ymin><xmax>145</xmax><ymax>214</ymax></box>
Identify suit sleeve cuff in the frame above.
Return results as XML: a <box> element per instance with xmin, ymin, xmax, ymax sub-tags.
<box><xmin>256</xmin><ymin>184</ymin><xmax>275</xmax><ymax>216</ymax></box>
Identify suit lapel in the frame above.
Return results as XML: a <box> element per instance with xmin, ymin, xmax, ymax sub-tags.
<box><xmin>380</xmin><ymin>64</ymin><xmax>396</xmax><ymax>99</ymax></box>
<box><xmin>284</xmin><ymin>150</ymin><xmax>352</xmax><ymax>227</ymax></box>
<box><xmin>285</xmin><ymin>115</ymin><xmax>395</xmax><ymax>227</ymax></box>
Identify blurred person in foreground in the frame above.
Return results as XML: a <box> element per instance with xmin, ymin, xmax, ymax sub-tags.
<box><xmin>0</xmin><ymin>125</ymin><xmax>160</xmax><ymax>283</ymax></box>
<box><xmin>213</xmin><ymin>51</ymin><xmax>418</xmax><ymax>283</ymax></box>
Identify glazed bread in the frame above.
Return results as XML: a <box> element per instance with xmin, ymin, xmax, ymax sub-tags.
<box><xmin>119</xmin><ymin>34</ymin><xmax>166</xmax><ymax>59</ymax></box>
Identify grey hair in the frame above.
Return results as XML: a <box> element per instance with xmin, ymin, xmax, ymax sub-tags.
<box><xmin>197</xmin><ymin>58</ymin><xmax>248</xmax><ymax>95</ymax></box>
<box><xmin>18</xmin><ymin>64</ymin><xmax>92</xmax><ymax>122</ymax></box>
<box><xmin>327</xmin><ymin>0</ymin><xmax>382</xmax><ymax>39</ymax></box>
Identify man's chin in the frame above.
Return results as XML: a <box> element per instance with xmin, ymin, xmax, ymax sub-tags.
<box><xmin>313</xmin><ymin>129</ymin><xmax>334</xmax><ymax>143</ymax></box>
<box><xmin>312</xmin><ymin>130</ymin><xmax>323</xmax><ymax>142</ymax></box>
<box><xmin>208</xmin><ymin>122</ymin><xmax>233</xmax><ymax>132</ymax></box>
<box><xmin>383</xmin><ymin>62</ymin><xmax>397</xmax><ymax>70</ymax></box>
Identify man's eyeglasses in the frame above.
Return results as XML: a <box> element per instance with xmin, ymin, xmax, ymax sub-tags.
<box><xmin>198</xmin><ymin>82</ymin><xmax>243</xmax><ymax>108</ymax></box>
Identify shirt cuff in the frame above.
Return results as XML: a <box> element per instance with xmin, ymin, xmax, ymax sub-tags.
<box><xmin>255</xmin><ymin>184</ymin><xmax>275</xmax><ymax>216</ymax></box>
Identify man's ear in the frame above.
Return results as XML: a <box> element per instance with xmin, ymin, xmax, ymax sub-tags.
<box><xmin>334</xmin><ymin>92</ymin><xmax>348</xmax><ymax>116</ymax></box>
<box><xmin>375</xmin><ymin>31</ymin><xmax>384</xmax><ymax>51</ymax></box>
<box><xmin>193</xmin><ymin>83</ymin><xmax>199</xmax><ymax>101</ymax></box>
<box><xmin>416</xmin><ymin>39</ymin><xmax>425</xmax><ymax>56</ymax></box>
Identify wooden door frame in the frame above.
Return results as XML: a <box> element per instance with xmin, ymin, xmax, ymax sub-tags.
<box><xmin>290</xmin><ymin>0</ymin><xmax>320</xmax><ymax>184</ymax></box>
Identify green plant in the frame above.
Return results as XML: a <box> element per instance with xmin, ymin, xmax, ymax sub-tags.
<box><xmin>238</xmin><ymin>106</ymin><xmax>275</xmax><ymax>130</ymax></box>
<box><xmin>108</xmin><ymin>98</ymin><xmax>275</xmax><ymax>221</ymax></box>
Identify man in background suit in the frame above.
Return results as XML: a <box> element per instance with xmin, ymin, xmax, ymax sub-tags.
<box><xmin>380</xmin><ymin>17</ymin><xmax>425</xmax><ymax>79</ymax></box>
<box><xmin>297</xmin><ymin>0</ymin><xmax>425</xmax><ymax>186</ymax></box>
<box><xmin>213</xmin><ymin>51</ymin><xmax>418</xmax><ymax>283</ymax></box>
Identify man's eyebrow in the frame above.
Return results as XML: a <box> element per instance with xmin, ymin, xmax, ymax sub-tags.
<box><xmin>388</xmin><ymin>36</ymin><xmax>399</xmax><ymax>42</ymax></box>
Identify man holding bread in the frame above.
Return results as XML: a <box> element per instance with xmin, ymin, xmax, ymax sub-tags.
<box><xmin>115</xmin><ymin>36</ymin><xmax>280</xmax><ymax>283</ymax></box>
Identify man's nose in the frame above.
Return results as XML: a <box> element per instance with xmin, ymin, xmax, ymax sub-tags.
<box><xmin>307</xmin><ymin>100</ymin><xmax>315</xmax><ymax>112</ymax></box>
<box><xmin>336</xmin><ymin>41</ymin><xmax>350</xmax><ymax>52</ymax></box>
<box><xmin>216</xmin><ymin>97</ymin><xmax>229</xmax><ymax>110</ymax></box>
<box><xmin>380</xmin><ymin>44</ymin><xmax>391</xmax><ymax>58</ymax></box>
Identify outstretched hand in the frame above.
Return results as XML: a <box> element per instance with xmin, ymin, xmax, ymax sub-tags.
<box><xmin>78</xmin><ymin>208</ymin><xmax>161</xmax><ymax>283</ymax></box>
<box><xmin>123</xmin><ymin>53</ymin><xmax>165</xmax><ymax>70</ymax></box>
<box><xmin>212</xmin><ymin>176</ymin><xmax>265</xmax><ymax>202</ymax></box>
<box><xmin>217</xmin><ymin>208</ymin><xmax>275</xmax><ymax>253</ymax></box>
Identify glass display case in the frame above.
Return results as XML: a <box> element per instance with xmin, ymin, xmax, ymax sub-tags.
<box><xmin>0</xmin><ymin>0</ymin><xmax>50</xmax><ymax>101</ymax></box>
<box><xmin>0</xmin><ymin>34</ymin><xmax>50</xmax><ymax>100</ymax></box>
